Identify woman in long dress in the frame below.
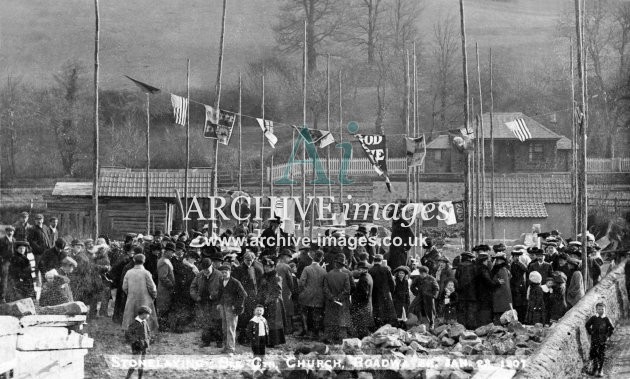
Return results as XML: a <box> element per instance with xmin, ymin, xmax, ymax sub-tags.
<box><xmin>257</xmin><ymin>257</ymin><xmax>287</xmax><ymax>347</ymax></box>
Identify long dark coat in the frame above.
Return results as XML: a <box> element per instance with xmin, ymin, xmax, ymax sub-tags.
<box><xmin>409</xmin><ymin>275</ymin><xmax>439</xmax><ymax>320</ymax></box>
<box><xmin>476</xmin><ymin>263</ymin><xmax>500</xmax><ymax>310</ymax></box>
<box><xmin>27</xmin><ymin>225</ymin><xmax>50</xmax><ymax>257</ymax></box>
<box><xmin>6</xmin><ymin>252</ymin><xmax>36</xmax><ymax>302</ymax></box>
<box><xmin>454</xmin><ymin>259</ymin><xmax>478</xmax><ymax>301</ymax></box>
<box><xmin>276</xmin><ymin>262</ymin><xmax>294</xmax><ymax>317</ymax></box>
<box><xmin>232</xmin><ymin>263</ymin><xmax>263</xmax><ymax>331</ymax></box>
<box><xmin>491</xmin><ymin>263</ymin><xmax>512</xmax><ymax>313</ymax></box>
<box><xmin>168</xmin><ymin>259</ymin><xmax>198</xmax><ymax>331</ymax></box>
<box><xmin>548</xmin><ymin>284</ymin><xmax>567</xmax><ymax>321</ymax></box>
<box><xmin>386</xmin><ymin>223</ymin><xmax>414</xmax><ymax>271</ymax></box>
<box><xmin>111</xmin><ymin>254</ymin><xmax>133</xmax><ymax>324</ymax></box>
<box><xmin>323</xmin><ymin>269</ymin><xmax>352</xmax><ymax>328</ymax></box>
<box><xmin>189</xmin><ymin>268</ymin><xmax>222</xmax><ymax>322</ymax></box>
<box><xmin>258</xmin><ymin>271</ymin><xmax>287</xmax><ymax>346</ymax></box>
<box><xmin>525</xmin><ymin>283</ymin><xmax>546</xmax><ymax>325</ymax></box>
<box><xmin>509</xmin><ymin>260</ymin><xmax>528</xmax><ymax>308</ymax></box>
<box><xmin>368</xmin><ymin>263</ymin><xmax>397</xmax><ymax>326</ymax></box>
<box><xmin>351</xmin><ymin>272</ymin><xmax>374</xmax><ymax>338</ymax></box>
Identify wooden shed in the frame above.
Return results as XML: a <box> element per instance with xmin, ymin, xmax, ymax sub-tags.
<box><xmin>45</xmin><ymin>168</ymin><xmax>214</xmax><ymax>240</ymax></box>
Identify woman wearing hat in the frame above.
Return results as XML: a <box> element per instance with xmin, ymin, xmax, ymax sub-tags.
<box><xmin>566</xmin><ymin>257</ymin><xmax>585</xmax><ymax>307</ymax></box>
<box><xmin>435</xmin><ymin>256</ymin><xmax>455</xmax><ymax>292</ymax></box>
<box><xmin>490</xmin><ymin>253</ymin><xmax>513</xmax><ymax>323</ymax></box>
<box><xmin>257</xmin><ymin>257</ymin><xmax>287</xmax><ymax>347</ymax></box>
<box><xmin>548</xmin><ymin>272</ymin><xmax>568</xmax><ymax>322</ymax></box>
<box><xmin>351</xmin><ymin>261</ymin><xmax>374</xmax><ymax>338</ymax></box>
<box><xmin>392</xmin><ymin>266</ymin><xmax>411</xmax><ymax>321</ymax></box>
<box><xmin>509</xmin><ymin>248</ymin><xmax>529</xmax><ymax>321</ymax></box>
<box><xmin>6</xmin><ymin>241</ymin><xmax>36</xmax><ymax>302</ymax></box>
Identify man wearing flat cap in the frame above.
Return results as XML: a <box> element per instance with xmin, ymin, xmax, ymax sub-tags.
<box><xmin>323</xmin><ymin>255</ymin><xmax>352</xmax><ymax>344</ymax></box>
<box><xmin>217</xmin><ymin>264</ymin><xmax>247</xmax><ymax>354</ymax></box>
<box><xmin>13</xmin><ymin>211</ymin><xmax>30</xmax><ymax>243</ymax></box>
<box><xmin>190</xmin><ymin>257</ymin><xmax>223</xmax><ymax>347</ymax></box>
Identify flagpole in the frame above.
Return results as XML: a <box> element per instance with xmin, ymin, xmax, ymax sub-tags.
<box><xmin>185</xmin><ymin>58</ymin><xmax>190</xmax><ymax>233</ymax></box>
<box><xmin>412</xmin><ymin>42</ymin><xmax>419</xmax><ymax>258</ymax></box>
<box><xmin>261</xmin><ymin>69</ymin><xmax>265</xmax><ymax>197</ymax></box>
<box><xmin>459</xmin><ymin>0</ymin><xmax>472</xmax><ymax>251</ymax></box>
<box><xmin>406</xmin><ymin>50</ymin><xmax>410</xmax><ymax>204</ymax></box>
<box><xmin>212</xmin><ymin>0</ymin><xmax>228</xmax><ymax>227</ymax></box>
<box><xmin>489</xmin><ymin>48</ymin><xmax>496</xmax><ymax>239</ymax></box>
<box><xmin>474</xmin><ymin>102</ymin><xmax>480</xmax><ymax>245</ymax></box>
<box><xmin>569</xmin><ymin>40</ymin><xmax>578</xmax><ymax>237</ymax></box>
<box><xmin>326</xmin><ymin>54</ymin><xmax>332</xmax><ymax>200</ymax></box>
<box><xmin>302</xmin><ymin>19</ymin><xmax>307</xmax><ymax>237</ymax></box>
<box><xmin>238</xmin><ymin>73</ymin><xmax>242</xmax><ymax>194</ymax></box>
<box><xmin>475</xmin><ymin>43</ymin><xmax>485</xmax><ymax>242</ymax></box>
<box><xmin>291</xmin><ymin>129</ymin><xmax>295</xmax><ymax>199</ymax></box>
<box><xmin>339</xmin><ymin>70</ymin><xmax>343</xmax><ymax>209</ymax></box>
<box><xmin>92</xmin><ymin>0</ymin><xmax>100</xmax><ymax>238</ymax></box>
<box><xmin>146</xmin><ymin>92</ymin><xmax>151</xmax><ymax>235</ymax></box>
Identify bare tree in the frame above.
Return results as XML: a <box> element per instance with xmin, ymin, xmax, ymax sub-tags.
<box><xmin>0</xmin><ymin>76</ymin><xmax>24</xmax><ymax>177</ymax></box>
<box><xmin>274</xmin><ymin>0</ymin><xmax>347</xmax><ymax>73</ymax></box>
<box><xmin>342</xmin><ymin>0</ymin><xmax>385</xmax><ymax>64</ymax></box>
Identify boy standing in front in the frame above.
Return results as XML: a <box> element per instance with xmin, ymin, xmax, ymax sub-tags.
<box><xmin>585</xmin><ymin>303</ymin><xmax>614</xmax><ymax>377</ymax></box>
<box><xmin>248</xmin><ymin>304</ymin><xmax>269</xmax><ymax>359</ymax></box>
<box><xmin>125</xmin><ymin>306</ymin><xmax>152</xmax><ymax>379</ymax></box>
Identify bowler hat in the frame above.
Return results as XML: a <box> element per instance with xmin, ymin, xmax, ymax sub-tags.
<box><xmin>164</xmin><ymin>242</ymin><xmax>176</xmax><ymax>252</ymax></box>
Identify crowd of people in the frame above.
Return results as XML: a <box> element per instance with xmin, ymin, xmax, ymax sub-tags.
<box><xmin>0</xmin><ymin>211</ymin><xmax>612</xmax><ymax>357</ymax></box>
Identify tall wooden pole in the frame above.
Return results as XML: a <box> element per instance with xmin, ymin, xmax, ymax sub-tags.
<box><xmin>413</xmin><ymin>43</ymin><xmax>419</xmax><ymax>257</ymax></box>
<box><xmin>570</xmin><ymin>41</ymin><xmax>578</xmax><ymax>237</ymax></box>
<box><xmin>184</xmin><ymin>59</ymin><xmax>190</xmax><ymax>233</ymax></box>
<box><xmin>406</xmin><ymin>50</ymin><xmax>411</xmax><ymax>204</ymax></box>
<box><xmin>92</xmin><ymin>0</ymin><xmax>100</xmax><ymax>238</ymax></box>
<box><xmin>326</xmin><ymin>54</ymin><xmax>332</xmax><ymax>200</ymax></box>
<box><xmin>473</xmin><ymin>103</ymin><xmax>479</xmax><ymax>245</ymax></box>
<box><xmin>291</xmin><ymin>129</ymin><xmax>295</xmax><ymax>198</ymax></box>
<box><xmin>574</xmin><ymin>0</ymin><xmax>588</xmax><ymax>285</ymax></box>
<box><xmin>261</xmin><ymin>70</ymin><xmax>265</xmax><ymax>196</ymax></box>
<box><xmin>475</xmin><ymin>43</ymin><xmax>485</xmax><ymax>242</ymax></box>
<box><xmin>459</xmin><ymin>0</ymin><xmax>472</xmax><ymax>251</ymax></box>
<box><xmin>489</xmin><ymin>48</ymin><xmax>496</xmax><ymax>239</ymax></box>
<box><xmin>213</xmin><ymin>0</ymin><xmax>228</xmax><ymax>207</ymax></box>
<box><xmin>238</xmin><ymin>73</ymin><xmax>242</xmax><ymax>194</ymax></box>
<box><xmin>145</xmin><ymin>93</ymin><xmax>151</xmax><ymax>235</ymax></box>
<box><xmin>339</xmin><ymin>70</ymin><xmax>343</xmax><ymax>204</ymax></box>
<box><xmin>302</xmin><ymin>19</ymin><xmax>307</xmax><ymax>237</ymax></box>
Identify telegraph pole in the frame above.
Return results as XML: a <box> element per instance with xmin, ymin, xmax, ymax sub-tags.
<box><xmin>92</xmin><ymin>0</ymin><xmax>100</xmax><ymax>237</ymax></box>
<box><xmin>459</xmin><ymin>0</ymin><xmax>472</xmax><ymax>251</ymax></box>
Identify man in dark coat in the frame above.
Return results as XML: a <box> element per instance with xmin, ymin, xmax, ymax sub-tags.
<box><xmin>28</xmin><ymin>214</ymin><xmax>50</xmax><ymax>271</ymax></box>
<box><xmin>420</xmin><ymin>238</ymin><xmax>442</xmax><ymax>276</ymax></box>
<box><xmin>387</xmin><ymin>219</ymin><xmax>414</xmax><ymax>271</ymax></box>
<box><xmin>509</xmin><ymin>248</ymin><xmax>529</xmax><ymax>321</ymax></box>
<box><xmin>260</xmin><ymin>217</ymin><xmax>281</xmax><ymax>257</ymax></box>
<box><xmin>298</xmin><ymin>250</ymin><xmax>326</xmax><ymax>339</ymax></box>
<box><xmin>454</xmin><ymin>251</ymin><xmax>478</xmax><ymax>329</ymax></box>
<box><xmin>369</xmin><ymin>254</ymin><xmax>397</xmax><ymax>328</ymax></box>
<box><xmin>0</xmin><ymin>226</ymin><xmax>16</xmax><ymax>303</ymax></box>
<box><xmin>476</xmin><ymin>252</ymin><xmax>503</xmax><ymax>327</ymax></box>
<box><xmin>168</xmin><ymin>250</ymin><xmax>199</xmax><ymax>332</ymax></box>
<box><xmin>144</xmin><ymin>242</ymin><xmax>161</xmax><ymax>286</ymax></box>
<box><xmin>527</xmin><ymin>248</ymin><xmax>553</xmax><ymax>286</ymax></box>
<box><xmin>217</xmin><ymin>264</ymin><xmax>247</xmax><ymax>354</ymax></box>
<box><xmin>295</xmin><ymin>247</ymin><xmax>313</xmax><ymax>278</ymax></box>
<box><xmin>13</xmin><ymin>212</ymin><xmax>30</xmax><ymax>243</ymax></box>
<box><xmin>112</xmin><ymin>245</ymin><xmax>139</xmax><ymax>324</ymax></box>
<box><xmin>323</xmin><ymin>255</ymin><xmax>352</xmax><ymax>344</ymax></box>
<box><xmin>409</xmin><ymin>266</ymin><xmax>440</xmax><ymax>328</ymax></box>
<box><xmin>190</xmin><ymin>254</ymin><xmax>223</xmax><ymax>347</ymax></box>
<box><xmin>232</xmin><ymin>251</ymin><xmax>263</xmax><ymax>344</ymax></box>
<box><xmin>38</xmin><ymin>238</ymin><xmax>67</xmax><ymax>275</ymax></box>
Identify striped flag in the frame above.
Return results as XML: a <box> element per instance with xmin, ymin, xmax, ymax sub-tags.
<box><xmin>504</xmin><ymin>118</ymin><xmax>532</xmax><ymax>141</ymax></box>
<box><xmin>170</xmin><ymin>94</ymin><xmax>188</xmax><ymax>126</ymax></box>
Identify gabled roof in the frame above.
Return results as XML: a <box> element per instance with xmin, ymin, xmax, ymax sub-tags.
<box><xmin>52</xmin><ymin>168</ymin><xmax>215</xmax><ymax>198</ymax></box>
<box><xmin>466</xmin><ymin>112</ymin><xmax>564</xmax><ymax>140</ymax></box>
<box><xmin>557</xmin><ymin>136</ymin><xmax>572</xmax><ymax>150</ymax></box>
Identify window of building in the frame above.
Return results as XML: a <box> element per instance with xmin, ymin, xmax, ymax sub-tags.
<box><xmin>528</xmin><ymin>143</ymin><xmax>543</xmax><ymax>162</ymax></box>
<box><xmin>434</xmin><ymin>150</ymin><xmax>443</xmax><ymax>161</ymax></box>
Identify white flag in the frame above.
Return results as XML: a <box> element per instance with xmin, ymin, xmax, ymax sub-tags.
<box><xmin>170</xmin><ymin>94</ymin><xmax>188</xmax><ymax>126</ymax></box>
<box><xmin>504</xmin><ymin>118</ymin><xmax>532</xmax><ymax>142</ymax></box>
<box><xmin>256</xmin><ymin>118</ymin><xmax>278</xmax><ymax>148</ymax></box>
<box><xmin>439</xmin><ymin>201</ymin><xmax>458</xmax><ymax>226</ymax></box>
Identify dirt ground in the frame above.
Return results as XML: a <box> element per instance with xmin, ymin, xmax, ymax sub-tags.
<box><xmin>83</xmin><ymin>316</ymin><xmax>303</xmax><ymax>379</ymax></box>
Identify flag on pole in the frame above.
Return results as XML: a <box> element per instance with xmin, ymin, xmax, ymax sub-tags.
<box><xmin>256</xmin><ymin>118</ymin><xmax>278</xmax><ymax>148</ymax></box>
<box><xmin>406</xmin><ymin>134</ymin><xmax>426</xmax><ymax>168</ymax></box>
<box><xmin>504</xmin><ymin>118</ymin><xmax>532</xmax><ymax>142</ymax></box>
<box><xmin>170</xmin><ymin>94</ymin><xmax>188</xmax><ymax>126</ymax></box>
<box><xmin>438</xmin><ymin>201</ymin><xmax>458</xmax><ymax>225</ymax></box>
<box><xmin>204</xmin><ymin>105</ymin><xmax>236</xmax><ymax>145</ymax></box>
<box><xmin>124</xmin><ymin>76</ymin><xmax>161</xmax><ymax>94</ymax></box>
<box><xmin>355</xmin><ymin>134</ymin><xmax>391</xmax><ymax>192</ymax></box>
<box><xmin>293</xmin><ymin>126</ymin><xmax>335</xmax><ymax>148</ymax></box>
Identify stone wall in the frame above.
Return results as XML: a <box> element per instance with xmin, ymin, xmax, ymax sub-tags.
<box><xmin>515</xmin><ymin>261</ymin><xmax>629</xmax><ymax>379</ymax></box>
